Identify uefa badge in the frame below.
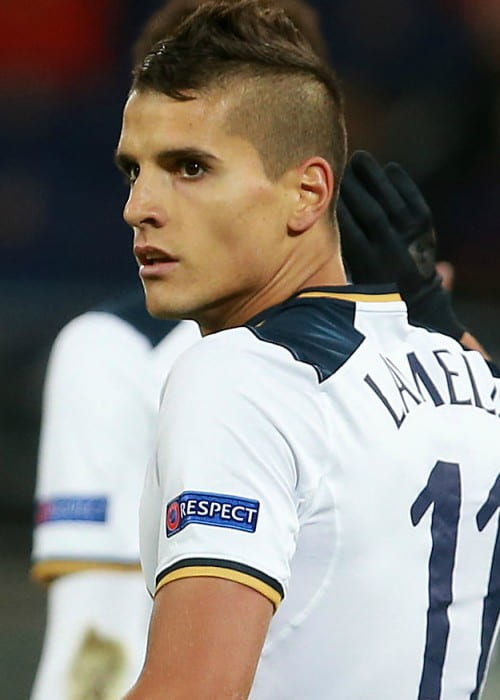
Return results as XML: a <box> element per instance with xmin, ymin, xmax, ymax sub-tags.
<box><xmin>166</xmin><ymin>500</ymin><xmax>181</xmax><ymax>534</ymax></box>
<box><xmin>165</xmin><ymin>491</ymin><xmax>260</xmax><ymax>537</ymax></box>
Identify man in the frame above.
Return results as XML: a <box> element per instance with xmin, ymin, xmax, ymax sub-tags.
<box><xmin>117</xmin><ymin>1</ymin><xmax>500</xmax><ymax>698</ymax></box>
<box><xmin>30</xmin><ymin>2</ymin><xmax>332</xmax><ymax>698</ymax></box>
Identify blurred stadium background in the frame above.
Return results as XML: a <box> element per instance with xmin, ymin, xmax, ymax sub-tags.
<box><xmin>1</xmin><ymin>1</ymin><xmax>499</xmax><ymax>697</ymax></box>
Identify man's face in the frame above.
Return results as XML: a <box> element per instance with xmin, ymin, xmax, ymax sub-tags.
<box><xmin>116</xmin><ymin>89</ymin><xmax>295</xmax><ymax>332</ymax></box>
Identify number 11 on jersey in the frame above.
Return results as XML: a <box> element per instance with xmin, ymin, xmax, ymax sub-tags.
<box><xmin>411</xmin><ymin>461</ymin><xmax>500</xmax><ymax>700</ymax></box>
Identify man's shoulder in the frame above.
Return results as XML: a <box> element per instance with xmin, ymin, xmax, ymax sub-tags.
<box><xmin>165</xmin><ymin>286</ymin><xmax>416</xmax><ymax>390</ymax></box>
<box><xmin>166</xmin><ymin>299</ymin><xmax>363</xmax><ymax>394</ymax></box>
<box><xmin>162</xmin><ymin>326</ymin><xmax>289</xmax><ymax>405</ymax></box>
<box><xmin>167</xmin><ymin>327</ymin><xmax>260</xmax><ymax>377</ymax></box>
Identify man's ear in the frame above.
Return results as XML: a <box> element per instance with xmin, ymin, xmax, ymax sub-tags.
<box><xmin>287</xmin><ymin>157</ymin><xmax>334</xmax><ymax>234</ymax></box>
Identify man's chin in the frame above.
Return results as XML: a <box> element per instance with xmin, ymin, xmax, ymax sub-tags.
<box><xmin>146</xmin><ymin>303</ymin><xmax>182</xmax><ymax>321</ymax></box>
<box><xmin>144</xmin><ymin>295</ymin><xmax>192</xmax><ymax>322</ymax></box>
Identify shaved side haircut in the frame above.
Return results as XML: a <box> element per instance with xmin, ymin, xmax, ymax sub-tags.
<box><xmin>131</xmin><ymin>0</ymin><xmax>347</xmax><ymax>209</ymax></box>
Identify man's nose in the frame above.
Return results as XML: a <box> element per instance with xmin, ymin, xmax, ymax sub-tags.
<box><xmin>123</xmin><ymin>176</ymin><xmax>166</xmax><ymax>230</ymax></box>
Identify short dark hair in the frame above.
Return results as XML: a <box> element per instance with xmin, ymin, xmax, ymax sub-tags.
<box><xmin>131</xmin><ymin>0</ymin><xmax>330</xmax><ymax>67</ymax></box>
<box><xmin>132</xmin><ymin>0</ymin><xmax>347</xmax><ymax>210</ymax></box>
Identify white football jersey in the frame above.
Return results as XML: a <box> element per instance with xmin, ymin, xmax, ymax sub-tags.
<box><xmin>32</xmin><ymin>290</ymin><xmax>199</xmax><ymax>581</ymax></box>
<box><xmin>140</xmin><ymin>285</ymin><xmax>500</xmax><ymax>700</ymax></box>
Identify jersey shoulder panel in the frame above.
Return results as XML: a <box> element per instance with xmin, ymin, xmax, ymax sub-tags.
<box><xmin>164</xmin><ymin>286</ymin><xmax>404</xmax><ymax>394</ymax></box>
<box><xmin>245</xmin><ymin>289</ymin><xmax>372</xmax><ymax>382</ymax></box>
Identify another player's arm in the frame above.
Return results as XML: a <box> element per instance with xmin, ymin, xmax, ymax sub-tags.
<box><xmin>125</xmin><ymin>577</ymin><xmax>273</xmax><ymax>699</ymax></box>
<box><xmin>338</xmin><ymin>150</ymin><xmax>490</xmax><ymax>359</ymax></box>
<box><xmin>31</xmin><ymin>570</ymin><xmax>149</xmax><ymax>700</ymax></box>
<box><xmin>31</xmin><ymin>316</ymin><xmax>152</xmax><ymax>699</ymax></box>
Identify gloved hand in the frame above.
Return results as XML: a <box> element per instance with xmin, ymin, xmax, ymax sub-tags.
<box><xmin>338</xmin><ymin>150</ymin><xmax>465</xmax><ymax>340</ymax></box>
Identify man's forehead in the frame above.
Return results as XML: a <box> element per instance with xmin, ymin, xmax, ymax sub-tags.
<box><xmin>122</xmin><ymin>88</ymin><xmax>234</xmax><ymax>133</ymax></box>
<box><xmin>118</xmin><ymin>87</ymin><xmax>255</xmax><ymax>158</ymax></box>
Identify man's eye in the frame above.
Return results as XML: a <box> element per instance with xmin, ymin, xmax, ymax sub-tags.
<box><xmin>122</xmin><ymin>164</ymin><xmax>139</xmax><ymax>185</ymax></box>
<box><xmin>180</xmin><ymin>160</ymin><xmax>206</xmax><ymax>178</ymax></box>
<box><xmin>127</xmin><ymin>164</ymin><xmax>140</xmax><ymax>184</ymax></box>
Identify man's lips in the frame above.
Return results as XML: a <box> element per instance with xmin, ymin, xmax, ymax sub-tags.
<box><xmin>133</xmin><ymin>244</ymin><xmax>178</xmax><ymax>267</ymax></box>
<box><xmin>134</xmin><ymin>244</ymin><xmax>179</xmax><ymax>280</ymax></box>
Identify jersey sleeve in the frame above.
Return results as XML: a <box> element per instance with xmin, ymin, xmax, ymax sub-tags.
<box><xmin>141</xmin><ymin>331</ymin><xmax>301</xmax><ymax>611</ymax></box>
<box><xmin>30</xmin><ymin>570</ymin><xmax>151</xmax><ymax>700</ymax></box>
<box><xmin>32</xmin><ymin>312</ymin><xmax>156</xmax><ymax>583</ymax></box>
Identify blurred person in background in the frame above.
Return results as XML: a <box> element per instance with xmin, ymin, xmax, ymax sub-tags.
<box><xmin>314</xmin><ymin>0</ymin><xmax>500</xmax><ymax>300</ymax></box>
<box><xmin>438</xmin><ymin>0</ymin><xmax>500</xmax><ymax>297</ymax></box>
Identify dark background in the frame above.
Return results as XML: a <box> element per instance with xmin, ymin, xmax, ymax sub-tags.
<box><xmin>1</xmin><ymin>1</ymin><xmax>499</xmax><ymax>697</ymax></box>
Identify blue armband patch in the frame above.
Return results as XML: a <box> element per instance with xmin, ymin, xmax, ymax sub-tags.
<box><xmin>166</xmin><ymin>491</ymin><xmax>260</xmax><ymax>538</ymax></box>
<box><xmin>36</xmin><ymin>496</ymin><xmax>108</xmax><ymax>524</ymax></box>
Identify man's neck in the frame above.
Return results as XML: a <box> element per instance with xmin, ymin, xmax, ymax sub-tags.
<box><xmin>198</xmin><ymin>254</ymin><xmax>347</xmax><ymax>336</ymax></box>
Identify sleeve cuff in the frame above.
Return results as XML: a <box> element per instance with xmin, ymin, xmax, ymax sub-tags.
<box><xmin>155</xmin><ymin>557</ymin><xmax>284</xmax><ymax>611</ymax></box>
<box><xmin>31</xmin><ymin>559</ymin><xmax>142</xmax><ymax>584</ymax></box>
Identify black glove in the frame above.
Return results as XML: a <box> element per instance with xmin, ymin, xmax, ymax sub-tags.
<box><xmin>338</xmin><ymin>150</ymin><xmax>465</xmax><ymax>340</ymax></box>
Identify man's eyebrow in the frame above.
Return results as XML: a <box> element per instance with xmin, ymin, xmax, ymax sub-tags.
<box><xmin>114</xmin><ymin>148</ymin><xmax>220</xmax><ymax>170</ymax></box>
<box><xmin>157</xmin><ymin>147</ymin><xmax>220</xmax><ymax>163</ymax></box>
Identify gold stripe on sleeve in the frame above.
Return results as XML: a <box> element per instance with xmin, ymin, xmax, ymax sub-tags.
<box><xmin>31</xmin><ymin>560</ymin><xmax>142</xmax><ymax>585</ymax></box>
<box><xmin>155</xmin><ymin>565</ymin><xmax>282</xmax><ymax>610</ymax></box>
